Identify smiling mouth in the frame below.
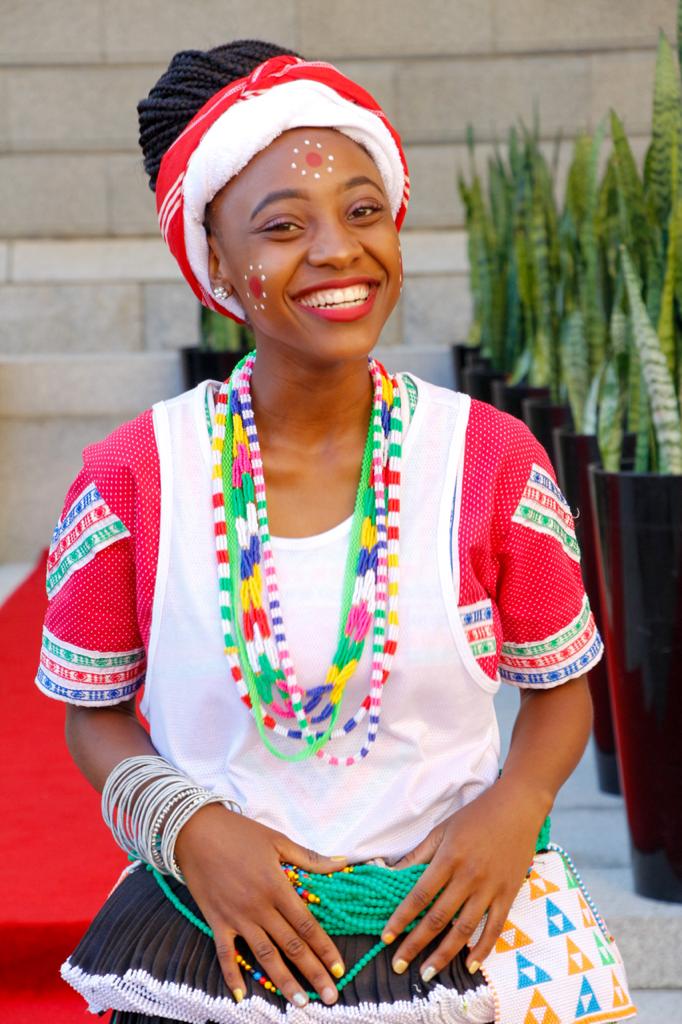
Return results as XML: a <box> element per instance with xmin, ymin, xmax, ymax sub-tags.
<box><xmin>297</xmin><ymin>283</ymin><xmax>375</xmax><ymax>309</ymax></box>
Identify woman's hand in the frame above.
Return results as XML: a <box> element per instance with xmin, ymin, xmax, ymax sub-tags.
<box><xmin>380</xmin><ymin>776</ymin><xmax>547</xmax><ymax>980</ymax></box>
<box><xmin>175</xmin><ymin>805</ymin><xmax>347</xmax><ymax>1007</ymax></box>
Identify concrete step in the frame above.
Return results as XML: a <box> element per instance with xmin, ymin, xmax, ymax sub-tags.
<box><xmin>0</xmin><ymin>352</ymin><xmax>184</xmax><ymax>562</ymax></box>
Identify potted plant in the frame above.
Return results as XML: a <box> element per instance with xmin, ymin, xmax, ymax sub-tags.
<box><xmin>182</xmin><ymin>305</ymin><xmax>255</xmax><ymax>389</ymax></box>
<box><xmin>588</xmin><ymin>21</ymin><xmax>682</xmax><ymax>901</ymax></box>
<box><xmin>459</xmin><ymin>125</ymin><xmax>572</xmax><ymax>433</ymax></box>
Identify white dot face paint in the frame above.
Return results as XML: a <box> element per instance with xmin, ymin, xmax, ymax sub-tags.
<box><xmin>290</xmin><ymin>143</ymin><xmax>336</xmax><ymax>180</ymax></box>
<box><xmin>246</xmin><ymin>266</ymin><xmax>267</xmax><ymax>310</ymax></box>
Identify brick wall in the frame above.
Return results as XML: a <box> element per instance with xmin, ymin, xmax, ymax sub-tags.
<box><xmin>0</xmin><ymin>0</ymin><xmax>675</xmax><ymax>559</ymax></box>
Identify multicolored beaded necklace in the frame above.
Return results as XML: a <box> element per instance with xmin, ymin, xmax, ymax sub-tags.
<box><xmin>210</xmin><ymin>353</ymin><xmax>403</xmax><ymax>765</ymax></box>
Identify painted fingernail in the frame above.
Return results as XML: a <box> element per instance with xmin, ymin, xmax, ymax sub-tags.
<box><xmin>381</xmin><ymin>931</ymin><xmax>395</xmax><ymax>944</ymax></box>
<box><xmin>468</xmin><ymin>959</ymin><xmax>481</xmax><ymax>974</ymax></box>
<box><xmin>331</xmin><ymin>962</ymin><xmax>345</xmax><ymax>979</ymax></box>
<box><xmin>393</xmin><ymin>958</ymin><xmax>409</xmax><ymax>975</ymax></box>
<box><xmin>292</xmin><ymin>992</ymin><xmax>308</xmax><ymax>1007</ymax></box>
<box><xmin>421</xmin><ymin>965</ymin><xmax>437</xmax><ymax>983</ymax></box>
<box><xmin>233</xmin><ymin>988</ymin><xmax>244</xmax><ymax>1003</ymax></box>
<box><xmin>322</xmin><ymin>987</ymin><xmax>337</xmax><ymax>1005</ymax></box>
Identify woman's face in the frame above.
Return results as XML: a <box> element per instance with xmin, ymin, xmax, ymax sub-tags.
<box><xmin>206</xmin><ymin>127</ymin><xmax>402</xmax><ymax>366</ymax></box>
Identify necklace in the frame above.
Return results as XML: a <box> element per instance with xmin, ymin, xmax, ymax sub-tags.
<box><xmin>210</xmin><ymin>354</ymin><xmax>402</xmax><ymax>765</ymax></box>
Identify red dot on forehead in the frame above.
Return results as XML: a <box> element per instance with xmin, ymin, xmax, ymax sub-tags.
<box><xmin>305</xmin><ymin>151</ymin><xmax>323</xmax><ymax>167</ymax></box>
<box><xmin>248</xmin><ymin>276</ymin><xmax>263</xmax><ymax>298</ymax></box>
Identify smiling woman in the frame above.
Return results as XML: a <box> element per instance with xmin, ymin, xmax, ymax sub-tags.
<box><xmin>35</xmin><ymin>39</ymin><xmax>634</xmax><ymax>1024</ymax></box>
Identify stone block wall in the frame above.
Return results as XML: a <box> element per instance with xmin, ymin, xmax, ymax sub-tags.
<box><xmin>0</xmin><ymin>0</ymin><xmax>675</xmax><ymax>559</ymax></box>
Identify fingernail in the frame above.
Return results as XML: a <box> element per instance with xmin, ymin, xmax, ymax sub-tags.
<box><xmin>421</xmin><ymin>965</ymin><xmax>436</xmax><ymax>983</ymax></box>
<box><xmin>381</xmin><ymin>931</ymin><xmax>395</xmax><ymax>944</ymax></box>
<box><xmin>330</xmin><ymin>856</ymin><xmax>347</xmax><ymax>862</ymax></box>
<box><xmin>393</xmin><ymin>958</ymin><xmax>408</xmax><ymax>975</ymax></box>
<box><xmin>233</xmin><ymin>988</ymin><xmax>244</xmax><ymax>1004</ymax></box>
<box><xmin>331</xmin><ymin>961</ymin><xmax>345</xmax><ymax>979</ymax></box>
<box><xmin>292</xmin><ymin>992</ymin><xmax>308</xmax><ymax>1007</ymax></box>
<box><xmin>322</xmin><ymin>986</ymin><xmax>337</xmax><ymax>1005</ymax></box>
<box><xmin>468</xmin><ymin>960</ymin><xmax>481</xmax><ymax>974</ymax></box>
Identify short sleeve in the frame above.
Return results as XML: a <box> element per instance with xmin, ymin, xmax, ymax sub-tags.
<box><xmin>494</xmin><ymin>437</ymin><xmax>604</xmax><ymax>688</ymax></box>
<box><xmin>35</xmin><ymin>468</ymin><xmax>146</xmax><ymax>706</ymax></box>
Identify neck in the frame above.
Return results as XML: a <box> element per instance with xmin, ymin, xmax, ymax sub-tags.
<box><xmin>248</xmin><ymin>347</ymin><xmax>375</xmax><ymax>450</ymax></box>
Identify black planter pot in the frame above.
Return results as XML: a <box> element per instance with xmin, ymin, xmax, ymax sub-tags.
<box><xmin>521</xmin><ymin>398</ymin><xmax>572</xmax><ymax>464</ymax></box>
<box><xmin>490</xmin><ymin>381</ymin><xmax>550</xmax><ymax>419</ymax></box>
<box><xmin>461</xmin><ymin>364</ymin><xmax>506</xmax><ymax>404</ymax></box>
<box><xmin>182</xmin><ymin>347</ymin><xmax>251</xmax><ymax>389</ymax></box>
<box><xmin>451</xmin><ymin>343</ymin><xmax>484</xmax><ymax>391</ymax></box>
<box><xmin>554</xmin><ymin>430</ymin><xmax>620</xmax><ymax>795</ymax></box>
<box><xmin>589</xmin><ymin>465</ymin><xmax>682</xmax><ymax>901</ymax></box>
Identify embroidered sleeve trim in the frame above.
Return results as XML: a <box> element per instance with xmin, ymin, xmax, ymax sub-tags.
<box><xmin>35</xmin><ymin>627</ymin><xmax>146</xmax><ymax>706</ymax></box>
<box><xmin>499</xmin><ymin>595</ymin><xmax>604</xmax><ymax>686</ymax></box>
<box><xmin>47</xmin><ymin>483</ymin><xmax>131</xmax><ymax>599</ymax></box>
<box><xmin>511</xmin><ymin>463</ymin><xmax>580</xmax><ymax>563</ymax></box>
<box><xmin>458</xmin><ymin>599</ymin><xmax>497</xmax><ymax>659</ymax></box>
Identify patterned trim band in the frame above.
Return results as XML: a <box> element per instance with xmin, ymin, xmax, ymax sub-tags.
<box><xmin>36</xmin><ymin>627</ymin><xmax>146</xmax><ymax>706</ymax></box>
<box><xmin>47</xmin><ymin>483</ymin><xmax>130</xmax><ymax>599</ymax></box>
<box><xmin>499</xmin><ymin>596</ymin><xmax>603</xmax><ymax>687</ymax></box>
<box><xmin>511</xmin><ymin>464</ymin><xmax>580</xmax><ymax>563</ymax></box>
<box><xmin>459</xmin><ymin>599</ymin><xmax>497</xmax><ymax>659</ymax></box>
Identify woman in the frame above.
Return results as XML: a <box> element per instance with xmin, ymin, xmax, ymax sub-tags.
<box><xmin>36</xmin><ymin>40</ymin><xmax>634</xmax><ymax>1024</ymax></box>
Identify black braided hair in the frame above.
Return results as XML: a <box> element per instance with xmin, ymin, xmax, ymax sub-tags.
<box><xmin>138</xmin><ymin>40</ymin><xmax>302</xmax><ymax>192</ymax></box>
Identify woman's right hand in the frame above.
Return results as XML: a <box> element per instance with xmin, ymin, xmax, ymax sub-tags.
<box><xmin>174</xmin><ymin>803</ymin><xmax>347</xmax><ymax>1007</ymax></box>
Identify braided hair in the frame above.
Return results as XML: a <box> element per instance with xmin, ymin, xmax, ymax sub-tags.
<box><xmin>138</xmin><ymin>39</ymin><xmax>302</xmax><ymax>192</ymax></box>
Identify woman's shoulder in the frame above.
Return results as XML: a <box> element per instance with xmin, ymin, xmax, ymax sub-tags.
<box><xmin>83</xmin><ymin>407</ymin><xmax>157</xmax><ymax>476</ymax></box>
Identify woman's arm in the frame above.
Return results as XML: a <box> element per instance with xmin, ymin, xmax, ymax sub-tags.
<box><xmin>381</xmin><ymin>674</ymin><xmax>593</xmax><ymax>978</ymax></box>
<box><xmin>65</xmin><ymin>701</ymin><xmax>156</xmax><ymax>789</ymax></box>
<box><xmin>65</xmin><ymin>704</ymin><xmax>346</xmax><ymax>1007</ymax></box>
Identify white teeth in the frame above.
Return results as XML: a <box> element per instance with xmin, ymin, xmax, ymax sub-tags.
<box><xmin>299</xmin><ymin>284</ymin><xmax>372</xmax><ymax>308</ymax></box>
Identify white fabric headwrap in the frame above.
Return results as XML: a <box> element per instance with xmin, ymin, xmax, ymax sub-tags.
<box><xmin>182</xmin><ymin>79</ymin><xmax>406</xmax><ymax>322</ymax></box>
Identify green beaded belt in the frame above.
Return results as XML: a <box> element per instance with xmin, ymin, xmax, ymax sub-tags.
<box><xmin>147</xmin><ymin>816</ymin><xmax>551</xmax><ymax>1002</ymax></box>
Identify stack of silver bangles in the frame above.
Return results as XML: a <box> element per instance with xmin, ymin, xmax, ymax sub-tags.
<box><xmin>102</xmin><ymin>754</ymin><xmax>242</xmax><ymax>882</ymax></box>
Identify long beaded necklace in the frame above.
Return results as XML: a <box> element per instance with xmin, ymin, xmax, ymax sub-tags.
<box><xmin>210</xmin><ymin>354</ymin><xmax>402</xmax><ymax>765</ymax></box>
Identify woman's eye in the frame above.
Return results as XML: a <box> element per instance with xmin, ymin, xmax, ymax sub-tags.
<box><xmin>351</xmin><ymin>203</ymin><xmax>383</xmax><ymax>218</ymax></box>
<box><xmin>262</xmin><ymin>219</ymin><xmax>300</xmax><ymax>232</ymax></box>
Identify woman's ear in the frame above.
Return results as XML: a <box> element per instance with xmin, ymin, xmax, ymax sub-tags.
<box><xmin>207</xmin><ymin>234</ymin><xmax>234</xmax><ymax>297</ymax></box>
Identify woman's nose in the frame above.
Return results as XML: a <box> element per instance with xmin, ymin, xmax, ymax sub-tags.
<box><xmin>306</xmin><ymin>217</ymin><xmax>364</xmax><ymax>268</ymax></box>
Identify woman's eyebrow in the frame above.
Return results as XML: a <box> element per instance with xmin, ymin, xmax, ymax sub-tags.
<box><xmin>250</xmin><ymin>175</ymin><xmax>383</xmax><ymax>221</ymax></box>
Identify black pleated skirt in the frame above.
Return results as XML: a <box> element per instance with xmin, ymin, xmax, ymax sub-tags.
<box><xmin>63</xmin><ymin>863</ymin><xmax>495</xmax><ymax>1024</ymax></box>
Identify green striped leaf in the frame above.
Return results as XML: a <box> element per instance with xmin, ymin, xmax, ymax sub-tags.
<box><xmin>649</xmin><ymin>31</ymin><xmax>682</xmax><ymax>224</ymax></box>
<box><xmin>610</xmin><ymin>111</ymin><xmax>651</xmax><ymax>272</ymax></box>
<box><xmin>622</xmin><ymin>246</ymin><xmax>682</xmax><ymax>473</ymax></box>
<box><xmin>584</xmin><ymin>368</ymin><xmax>604</xmax><ymax>436</ymax></box>
<box><xmin>598</xmin><ymin>359</ymin><xmax>625</xmax><ymax>472</ymax></box>
<box><xmin>657</xmin><ymin>195</ymin><xmax>682</xmax><ymax>378</ymax></box>
<box><xmin>560</xmin><ymin>310</ymin><xmax>589</xmax><ymax>433</ymax></box>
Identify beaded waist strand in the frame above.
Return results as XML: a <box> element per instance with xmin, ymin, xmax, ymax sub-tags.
<box><xmin>147</xmin><ymin>816</ymin><xmax>551</xmax><ymax>1002</ymax></box>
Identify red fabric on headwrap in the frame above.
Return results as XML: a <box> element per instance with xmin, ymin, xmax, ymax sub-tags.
<box><xmin>155</xmin><ymin>55</ymin><xmax>410</xmax><ymax>319</ymax></box>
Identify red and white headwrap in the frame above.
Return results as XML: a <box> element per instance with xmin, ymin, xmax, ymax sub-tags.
<box><xmin>155</xmin><ymin>54</ymin><xmax>410</xmax><ymax>323</ymax></box>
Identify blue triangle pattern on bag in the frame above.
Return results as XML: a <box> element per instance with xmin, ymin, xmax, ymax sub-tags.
<box><xmin>515</xmin><ymin>950</ymin><xmax>552</xmax><ymax>989</ymax></box>
<box><xmin>545</xmin><ymin>897</ymin><xmax>576</xmax><ymax>937</ymax></box>
<box><xmin>575</xmin><ymin>975</ymin><xmax>601</xmax><ymax>1017</ymax></box>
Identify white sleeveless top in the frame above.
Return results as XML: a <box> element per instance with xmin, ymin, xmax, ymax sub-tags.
<box><xmin>141</xmin><ymin>375</ymin><xmax>501</xmax><ymax>862</ymax></box>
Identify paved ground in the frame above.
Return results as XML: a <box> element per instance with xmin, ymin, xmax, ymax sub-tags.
<box><xmin>3</xmin><ymin>563</ymin><xmax>681</xmax><ymax>1021</ymax></box>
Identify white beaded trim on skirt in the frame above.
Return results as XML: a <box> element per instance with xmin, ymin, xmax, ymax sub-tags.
<box><xmin>61</xmin><ymin>961</ymin><xmax>495</xmax><ymax>1024</ymax></box>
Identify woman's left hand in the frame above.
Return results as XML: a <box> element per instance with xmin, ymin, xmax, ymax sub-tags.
<box><xmin>380</xmin><ymin>777</ymin><xmax>548</xmax><ymax>980</ymax></box>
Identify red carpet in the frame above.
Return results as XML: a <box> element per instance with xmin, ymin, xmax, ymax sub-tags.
<box><xmin>0</xmin><ymin>554</ymin><xmax>125</xmax><ymax>1019</ymax></box>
